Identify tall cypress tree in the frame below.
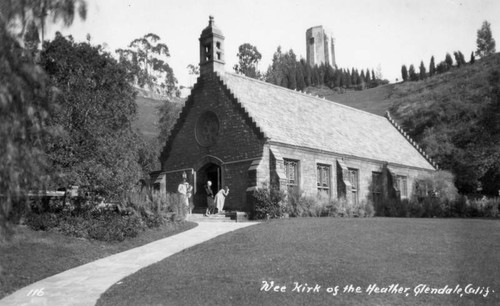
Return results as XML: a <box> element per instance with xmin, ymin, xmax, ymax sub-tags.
<box><xmin>429</xmin><ymin>56</ymin><xmax>436</xmax><ymax>77</ymax></box>
<box><xmin>401</xmin><ymin>65</ymin><xmax>408</xmax><ymax>82</ymax></box>
<box><xmin>409</xmin><ymin>64</ymin><xmax>418</xmax><ymax>81</ymax></box>
<box><xmin>470</xmin><ymin>52</ymin><xmax>476</xmax><ymax>64</ymax></box>
<box><xmin>419</xmin><ymin>61</ymin><xmax>427</xmax><ymax>80</ymax></box>
<box><xmin>445</xmin><ymin>53</ymin><xmax>453</xmax><ymax>68</ymax></box>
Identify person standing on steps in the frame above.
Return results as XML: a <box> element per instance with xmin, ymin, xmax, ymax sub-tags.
<box><xmin>214</xmin><ymin>186</ymin><xmax>229</xmax><ymax>214</ymax></box>
<box><xmin>204</xmin><ymin>180</ymin><xmax>215</xmax><ymax>216</ymax></box>
<box><xmin>177</xmin><ymin>172</ymin><xmax>193</xmax><ymax>215</ymax></box>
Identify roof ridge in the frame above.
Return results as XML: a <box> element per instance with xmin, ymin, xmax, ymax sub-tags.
<box><xmin>221</xmin><ymin>71</ymin><xmax>386</xmax><ymax>120</ymax></box>
<box><xmin>385</xmin><ymin>111</ymin><xmax>438</xmax><ymax>170</ymax></box>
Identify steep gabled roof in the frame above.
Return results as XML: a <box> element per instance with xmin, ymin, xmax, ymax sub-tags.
<box><xmin>217</xmin><ymin>71</ymin><xmax>435</xmax><ymax>171</ymax></box>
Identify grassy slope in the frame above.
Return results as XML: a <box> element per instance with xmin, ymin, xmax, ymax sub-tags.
<box><xmin>132</xmin><ymin>96</ymin><xmax>164</xmax><ymax>140</ymax></box>
<box><xmin>0</xmin><ymin>222</ymin><xmax>197</xmax><ymax>299</ymax></box>
<box><xmin>308</xmin><ymin>84</ymin><xmax>397</xmax><ymax>116</ymax></box>
<box><xmin>97</xmin><ymin>218</ymin><xmax>500</xmax><ymax>306</ymax></box>
<box><xmin>305</xmin><ymin>53</ymin><xmax>500</xmax><ymax>119</ymax></box>
<box><xmin>132</xmin><ymin>94</ymin><xmax>185</xmax><ymax>141</ymax></box>
<box><xmin>387</xmin><ymin>53</ymin><xmax>500</xmax><ymax>128</ymax></box>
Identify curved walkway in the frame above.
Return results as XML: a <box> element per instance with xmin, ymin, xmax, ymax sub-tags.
<box><xmin>0</xmin><ymin>221</ymin><xmax>257</xmax><ymax>306</ymax></box>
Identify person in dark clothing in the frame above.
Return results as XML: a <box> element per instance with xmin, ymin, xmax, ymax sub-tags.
<box><xmin>204</xmin><ymin>180</ymin><xmax>215</xmax><ymax>216</ymax></box>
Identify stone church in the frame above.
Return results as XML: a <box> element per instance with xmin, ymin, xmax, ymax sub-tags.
<box><xmin>154</xmin><ymin>16</ymin><xmax>436</xmax><ymax>213</ymax></box>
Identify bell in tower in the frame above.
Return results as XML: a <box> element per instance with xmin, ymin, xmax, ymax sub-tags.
<box><xmin>199</xmin><ymin>16</ymin><xmax>225</xmax><ymax>75</ymax></box>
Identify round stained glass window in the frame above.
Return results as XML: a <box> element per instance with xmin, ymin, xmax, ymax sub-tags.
<box><xmin>195</xmin><ymin>111</ymin><xmax>220</xmax><ymax>146</ymax></box>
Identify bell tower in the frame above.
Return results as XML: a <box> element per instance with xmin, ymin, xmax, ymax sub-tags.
<box><xmin>199</xmin><ymin>16</ymin><xmax>225</xmax><ymax>75</ymax></box>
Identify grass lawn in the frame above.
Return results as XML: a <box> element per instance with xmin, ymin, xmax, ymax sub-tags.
<box><xmin>97</xmin><ymin>218</ymin><xmax>500</xmax><ymax>306</ymax></box>
<box><xmin>0</xmin><ymin>221</ymin><xmax>197</xmax><ymax>299</ymax></box>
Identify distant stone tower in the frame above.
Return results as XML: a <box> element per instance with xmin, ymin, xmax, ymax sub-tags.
<box><xmin>306</xmin><ymin>26</ymin><xmax>336</xmax><ymax>68</ymax></box>
<box><xmin>199</xmin><ymin>16</ymin><xmax>225</xmax><ymax>76</ymax></box>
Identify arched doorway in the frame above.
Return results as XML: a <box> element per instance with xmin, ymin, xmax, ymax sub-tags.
<box><xmin>194</xmin><ymin>162</ymin><xmax>222</xmax><ymax>210</ymax></box>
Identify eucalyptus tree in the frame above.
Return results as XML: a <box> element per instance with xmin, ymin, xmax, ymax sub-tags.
<box><xmin>116</xmin><ymin>33</ymin><xmax>178</xmax><ymax>96</ymax></box>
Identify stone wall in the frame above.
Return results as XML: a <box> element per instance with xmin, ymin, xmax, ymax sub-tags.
<box><xmin>269</xmin><ymin>142</ymin><xmax>433</xmax><ymax>205</ymax></box>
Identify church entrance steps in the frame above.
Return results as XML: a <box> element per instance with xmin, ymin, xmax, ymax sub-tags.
<box><xmin>186</xmin><ymin>213</ymin><xmax>234</xmax><ymax>222</ymax></box>
<box><xmin>186</xmin><ymin>212</ymin><xmax>250</xmax><ymax>222</ymax></box>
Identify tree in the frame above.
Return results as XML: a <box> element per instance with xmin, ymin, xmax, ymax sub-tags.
<box><xmin>158</xmin><ymin>99</ymin><xmax>183</xmax><ymax>146</ymax></box>
<box><xmin>300</xmin><ymin>59</ymin><xmax>312</xmax><ymax>87</ymax></box>
<box><xmin>454</xmin><ymin>51</ymin><xmax>466</xmax><ymax>67</ymax></box>
<box><xmin>233</xmin><ymin>43</ymin><xmax>262</xmax><ymax>79</ymax></box>
<box><xmin>3</xmin><ymin>0</ymin><xmax>87</xmax><ymax>43</ymax></box>
<box><xmin>116</xmin><ymin>33</ymin><xmax>178</xmax><ymax>95</ymax></box>
<box><xmin>409</xmin><ymin>64</ymin><xmax>418</xmax><ymax>81</ymax></box>
<box><xmin>445</xmin><ymin>53</ymin><xmax>453</xmax><ymax>68</ymax></box>
<box><xmin>429</xmin><ymin>56</ymin><xmax>436</xmax><ymax>77</ymax></box>
<box><xmin>419</xmin><ymin>61</ymin><xmax>427</xmax><ymax>80</ymax></box>
<box><xmin>265</xmin><ymin>47</ymin><xmax>300</xmax><ymax>89</ymax></box>
<box><xmin>295</xmin><ymin>66</ymin><xmax>306</xmax><ymax>90</ymax></box>
<box><xmin>187</xmin><ymin>64</ymin><xmax>199</xmax><ymax>86</ymax></box>
<box><xmin>401</xmin><ymin>65</ymin><xmax>408</xmax><ymax>82</ymax></box>
<box><xmin>0</xmin><ymin>0</ymin><xmax>87</xmax><ymax>241</ymax></box>
<box><xmin>41</xmin><ymin>33</ymin><xmax>142</xmax><ymax>196</ymax></box>
<box><xmin>470</xmin><ymin>52</ymin><xmax>475</xmax><ymax>64</ymax></box>
<box><xmin>0</xmin><ymin>18</ymin><xmax>55</xmax><ymax>240</ymax></box>
<box><xmin>476</xmin><ymin>20</ymin><xmax>496</xmax><ymax>58</ymax></box>
<box><xmin>436</xmin><ymin>61</ymin><xmax>449</xmax><ymax>74</ymax></box>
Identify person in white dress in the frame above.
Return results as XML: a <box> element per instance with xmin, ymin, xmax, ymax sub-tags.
<box><xmin>178</xmin><ymin>176</ymin><xmax>193</xmax><ymax>214</ymax></box>
<box><xmin>214</xmin><ymin>186</ymin><xmax>229</xmax><ymax>214</ymax></box>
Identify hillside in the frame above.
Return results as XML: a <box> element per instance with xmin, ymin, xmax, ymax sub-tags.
<box><xmin>133</xmin><ymin>94</ymin><xmax>185</xmax><ymax>141</ymax></box>
<box><xmin>308</xmin><ymin>54</ymin><xmax>500</xmax><ymax>195</ymax></box>
<box><xmin>318</xmin><ymin>84</ymin><xmax>396</xmax><ymax>116</ymax></box>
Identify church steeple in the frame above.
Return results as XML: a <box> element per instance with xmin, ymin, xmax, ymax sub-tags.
<box><xmin>199</xmin><ymin>16</ymin><xmax>225</xmax><ymax>75</ymax></box>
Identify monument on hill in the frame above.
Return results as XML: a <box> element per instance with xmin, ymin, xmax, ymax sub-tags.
<box><xmin>306</xmin><ymin>26</ymin><xmax>336</xmax><ymax>68</ymax></box>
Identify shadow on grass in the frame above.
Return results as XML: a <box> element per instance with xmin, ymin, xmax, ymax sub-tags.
<box><xmin>0</xmin><ymin>221</ymin><xmax>197</xmax><ymax>299</ymax></box>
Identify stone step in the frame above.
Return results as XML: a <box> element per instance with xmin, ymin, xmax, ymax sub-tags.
<box><xmin>186</xmin><ymin>213</ymin><xmax>234</xmax><ymax>222</ymax></box>
<box><xmin>186</xmin><ymin>212</ymin><xmax>250</xmax><ymax>223</ymax></box>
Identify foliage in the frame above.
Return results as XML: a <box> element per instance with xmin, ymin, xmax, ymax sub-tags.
<box><xmin>252</xmin><ymin>185</ymin><xmax>287</xmax><ymax>219</ymax></box>
<box><xmin>40</xmin><ymin>33</ymin><xmax>143</xmax><ymax>198</ymax></box>
<box><xmin>419</xmin><ymin>61</ymin><xmax>426</xmax><ymax>80</ymax></box>
<box><xmin>252</xmin><ymin>187</ymin><xmax>374</xmax><ymax>219</ymax></box>
<box><xmin>390</xmin><ymin>55</ymin><xmax>500</xmax><ymax>194</ymax></box>
<box><xmin>233</xmin><ymin>43</ymin><xmax>262</xmax><ymax>79</ymax></box>
<box><xmin>476</xmin><ymin>20</ymin><xmax>496</xmax><ymax>58</ymax></box>
<box><xmin>116</xmin><ymin>33</ymin><xmax>178</xmax><ymax>96</ymax></box>
<box><xmin>157</xmin><ymin>98</ymin><xmax>183</xmax><ymax>146</ymax></box>
<box><xmin>454</xmin><ymin>51</ymin><xmax>466</xmax><ymax>67</ymax></box>
<box><xmin>408</xmin><ymin>64</ymin><xmax>418</xmax><ymax>81</ymax></box>
<box><xmin>445</xmin><ymin>53</ymin><xmax>453</xmax><ymax>67</ymax></box>
<box><xmin>23</xmin><ymin>186</ymin><xmax>189</xmax><ymax>242</ymax></box>
<box><xmin>401</xmin><ymin>65</ymin><xmax>408</xmax><ymax>81</ymax></box>
<box><xmin>1</xmin><ymin>0</ymin><xmax>87</xmax><ymax>42</ymax></box>
<box><xmin>0</xmin><ymin>18</ymin><xmax>55</xmax><ymax>241</ymax></box>
<box><xmin>429</xmin><ymin>56</ymin><xmax>436</xmax><ymax>76</ymax></box>
<box><xmin>264</xmin><ymin>46</ymin><xmax>383</xmax><ymax>92</ymax></box>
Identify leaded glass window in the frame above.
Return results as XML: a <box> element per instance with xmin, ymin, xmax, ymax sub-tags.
<box><xmin>372</xmin><ymin>171</ymin><xmax>382</xmax><ymax>204</ymax></box>
<box><xmin>317</xmin><ymin>164</ymin><xmax>331</xmax><ymax>195</ymax></box>
<box><xmin>284</xmin><ymin>159</ymin><xmax>299</xmax><ymax>193</ymax></box>
<box><xmin>396</xmin><ymin>175</ymin><xmax>408</xmax><ymax>198</ymax></box>
<box><xmin>348</xmin><ymin>168</ymin><xmax>359</xmax><ymax>205</ymax></box>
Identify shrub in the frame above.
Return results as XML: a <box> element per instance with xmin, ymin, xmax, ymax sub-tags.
<box><xmin>87</xmin><ymin>212</ymin><xmax>145</xmax><ymax>242</ymax></box>
<box><xmin>58</xmin><ymin>215</ymin><xmax>90</xmax><ymax>238</ymax></box>
<box><xmin>255</xmin><ymin>187</ymin><xmax>374</xmax><ymax>219</ymax></box>
<box><xmin>252</xmin><ymin>185</ymin><xmax>287</xmax><ymax>219</ymax></box>
<box><xmin>25</xmin><ymin>212</ymin><xmax>60</xmax><ymax>231</ymax></box>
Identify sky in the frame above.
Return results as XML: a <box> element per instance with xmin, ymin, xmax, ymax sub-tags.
<box><xmin>46</xmin><ymin>0</ymin><xmax>500</xmax><ymax>88</ymax></box>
